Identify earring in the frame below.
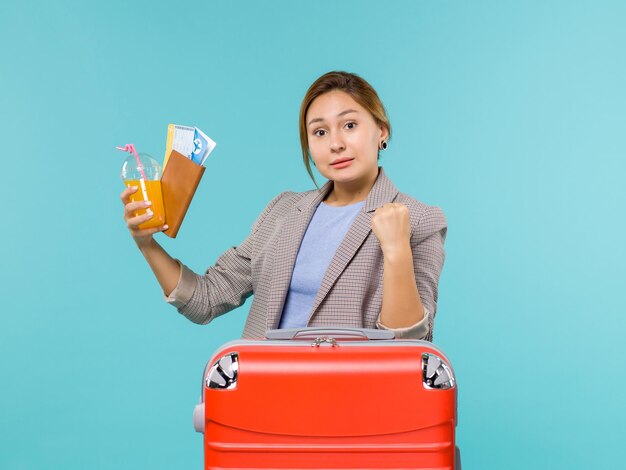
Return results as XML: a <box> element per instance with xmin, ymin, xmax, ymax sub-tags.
<box><xmin>380</xmin><ymin>140</ymin><xmax>388</xmax><ymax>150</ymax></box>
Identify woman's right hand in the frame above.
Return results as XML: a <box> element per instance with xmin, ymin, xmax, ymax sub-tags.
<box><xmin>121</xmin><ymin>186</ymin><xmax>168</xmax><ymax>249</ymax></box>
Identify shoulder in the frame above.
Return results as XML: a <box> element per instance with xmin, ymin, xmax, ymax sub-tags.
<box><xmin>395</xmin><ymin>192</ymin><xmax>447</xmax><ymax>239</ymax></box>
<box><xmin>250</xmin><ymin>189</ymin><xmax>315</xmax><ymax>232</ymax></box>
<box><xmin>262</xmin><ymin>189</ymin><xmax>315</xmax><ymax>214</ymax></box>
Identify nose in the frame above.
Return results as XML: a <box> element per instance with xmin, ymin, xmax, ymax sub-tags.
<box><xmin>329</xmin><ymin>133</ymin><xmax>345</xmax><ymax>153</ymax></box>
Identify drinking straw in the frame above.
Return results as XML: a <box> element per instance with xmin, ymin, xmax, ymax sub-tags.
<box><xmin>116</xmin><ymin>144</ymin><xmax>151</xmax><ymax>212</ymax></box>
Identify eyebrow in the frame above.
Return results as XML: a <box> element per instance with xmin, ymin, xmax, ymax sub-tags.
<box><xmin>308</xmin><ymin>109</ymin><xmax>358</xmax><ymax>126</ymax></box>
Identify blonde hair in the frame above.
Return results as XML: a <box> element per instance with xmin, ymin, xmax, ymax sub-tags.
<box><xmin>299</xmin><ymin>71</ymin><xmax>392</xmax><ymax>185</ymax></box>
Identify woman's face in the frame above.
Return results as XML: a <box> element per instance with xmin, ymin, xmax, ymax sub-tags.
<box><xmin>306</xmin><ymin>90</ymin><xmax>388</xmax><ymax>185</ymax></box>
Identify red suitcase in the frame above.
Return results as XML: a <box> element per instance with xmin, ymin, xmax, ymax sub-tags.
<box><xmin>193</xmin><ymin>328</ymin><xmax>460</xmax><ymax>469</ymax></box>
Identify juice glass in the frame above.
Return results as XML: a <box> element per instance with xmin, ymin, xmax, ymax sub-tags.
<box><xmin>121</xmin><ymin>153</ymin><xmax>166</xmax><ymax>229</ymax></box>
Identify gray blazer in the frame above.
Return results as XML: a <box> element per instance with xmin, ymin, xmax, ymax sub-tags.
<box><xmin>166</xmin><ymin>167</ymin><xmax>447</xmax><ymax>341</ymax></box>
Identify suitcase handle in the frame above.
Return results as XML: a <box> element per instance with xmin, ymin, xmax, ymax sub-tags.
<box><xmin>265</xmin><ymin>327</ymin><xmax>395</xmax><ymax>341</ymax></box>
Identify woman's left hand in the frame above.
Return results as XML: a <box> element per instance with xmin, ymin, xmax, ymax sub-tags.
<box><xmin>371</xmin><ymin>203</ymin><xmax>411</xmax><ymax>255</ymax></box>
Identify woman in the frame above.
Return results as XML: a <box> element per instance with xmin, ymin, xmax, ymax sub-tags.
<box><xmin>120</xmin><ymin>71</ymin><xmax>447</xmax><ymax>341</ymax></box>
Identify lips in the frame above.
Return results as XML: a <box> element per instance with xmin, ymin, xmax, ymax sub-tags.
<box><xmin>330</xmin><ymin>158</ymin><xmax>354</xmax><ymax>167</ymax></box>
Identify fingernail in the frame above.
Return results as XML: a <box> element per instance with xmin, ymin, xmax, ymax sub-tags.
<box><xmin>163</xmin><ymin>225</ymin><xmax>169</xmax><ymax>230</ymax></box>
<box><xmin>145</xmin><ymin>201</ymin><xmax>152</xmax><ymax>206</ymax></box>
<box><xmin>131</xmin><ymin>186</ymin><xmax>137</xmax><ymax>190</ymax></box>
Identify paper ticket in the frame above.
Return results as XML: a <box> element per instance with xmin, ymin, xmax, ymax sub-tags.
<box><xmin>163</xmin><ymin>124</ymin><xmax>217</xmax><ymax>168</ymax></box>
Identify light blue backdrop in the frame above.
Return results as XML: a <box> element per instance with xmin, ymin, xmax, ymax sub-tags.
<box><xmin>1</xmin><ymin>1</ymin><xmax>624</xmax><ymax>468</ymax></box>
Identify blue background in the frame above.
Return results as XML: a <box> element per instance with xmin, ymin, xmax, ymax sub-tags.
<box><xmin>1</xmin><ymin>1</ymin><xmax>624</xmax><ymax>468</ymax></box>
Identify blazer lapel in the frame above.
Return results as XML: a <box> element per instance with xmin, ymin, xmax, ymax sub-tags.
<box><xmin>265</xmin><ymin>179</ymin><xmax>334</xmax><ymax>331</ymax></box>
<box><xmin>307</xmin><ymin>167</ymin><xmax>399</xmax><ymax>322</ymax></box>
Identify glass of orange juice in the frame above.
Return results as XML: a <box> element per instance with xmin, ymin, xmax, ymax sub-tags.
<box><xmin>121</xmin><ymin>152</ymin><xmax>166</xmax><ymax>229</ymax></box>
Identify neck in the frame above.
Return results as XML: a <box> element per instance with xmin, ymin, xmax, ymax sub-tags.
<box><xmin>324</xmin><ymin>167</ymin><xmax>379</xmax><ymax>206</ymax></box>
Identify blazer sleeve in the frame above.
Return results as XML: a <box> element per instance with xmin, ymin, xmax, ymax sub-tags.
<box><xmin>164</xmin><ymin>192</ymin><xmax>287</xmax><ymax>324</ymax></box>
<box><xmin>376</xmin><ymin>205</ymin><xmax>447</xmax><ymax>340</ymax></box>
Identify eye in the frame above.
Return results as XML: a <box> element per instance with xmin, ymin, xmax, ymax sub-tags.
<box><xmin>345</xmin><ymin>121</ymin><xmax>357</xmax><ymax>130</ymax></box>
<box><xmin>314</xmin><ymin>129</ymin><xmax>326</xmax><ymax>137</ymax></box>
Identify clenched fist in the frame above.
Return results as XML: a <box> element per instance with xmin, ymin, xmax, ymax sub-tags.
<box><xmin>371</xmin><ymin>203</ymin><xmax>411</xmax><ymax>254</ymax></box>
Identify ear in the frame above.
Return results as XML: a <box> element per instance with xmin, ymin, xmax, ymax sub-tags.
<box><xmin>379</xmin><ymin>124</ymin><xmax>389</xmax><ymax>141</ymax></box>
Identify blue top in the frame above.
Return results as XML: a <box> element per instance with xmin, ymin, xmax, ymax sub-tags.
<box><xmin>278</xmin><ymin>200</ymin><xmax>365</xmax><ymax>329</ymax></box>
